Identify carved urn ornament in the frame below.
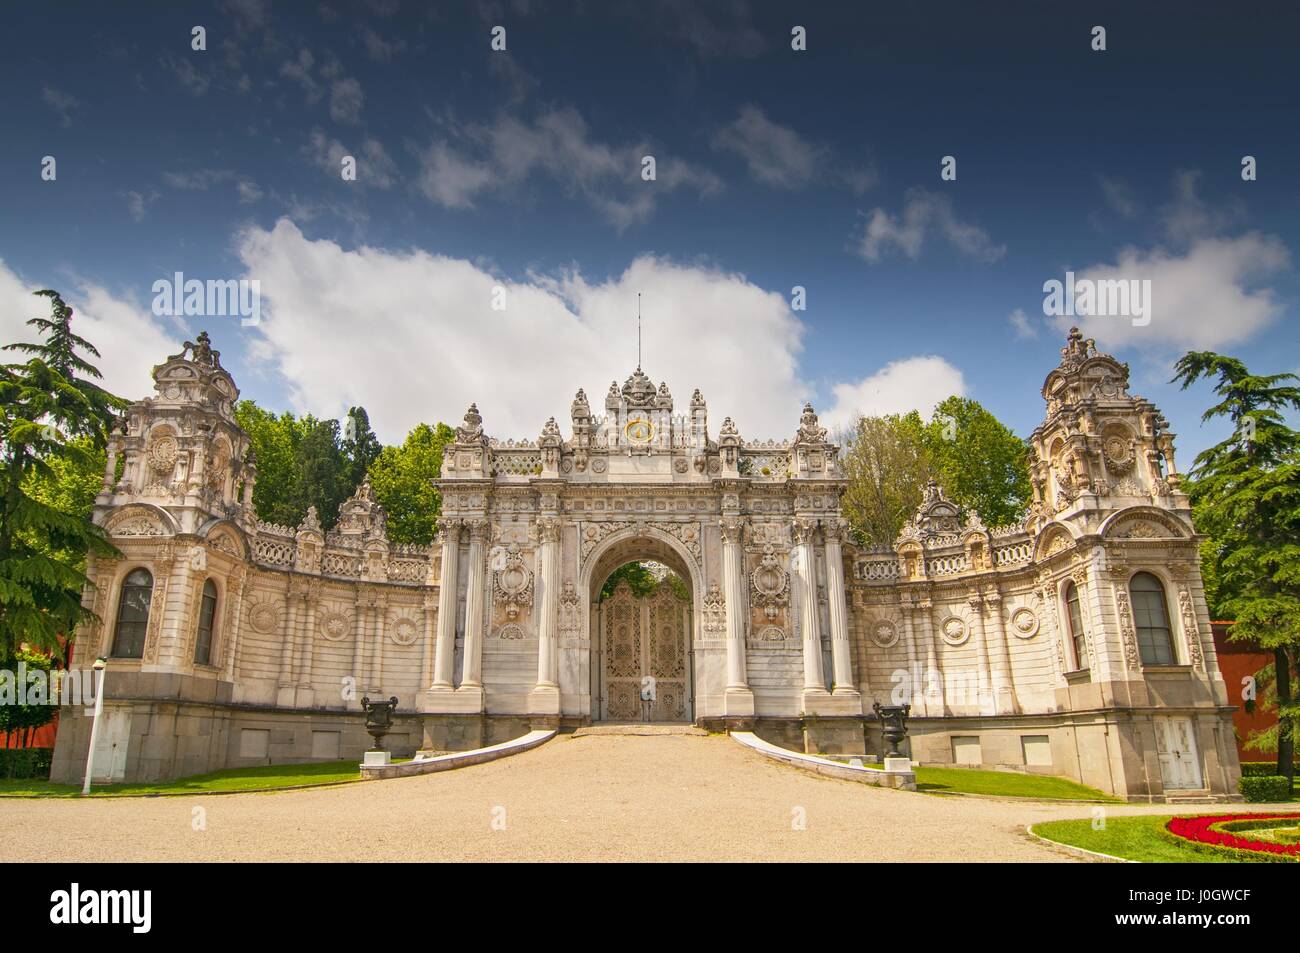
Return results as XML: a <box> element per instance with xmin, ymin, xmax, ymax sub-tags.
<box><xmin>872</xmin><ymin>701</ymin><xmax>911</xmax><ymax>758</ymax></box>
<box><xmin>361</xmin><ymin>695</ymin><xmax>399</xmax><ymax>751</ymax></box>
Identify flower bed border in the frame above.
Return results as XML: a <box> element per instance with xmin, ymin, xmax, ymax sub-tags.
<box><xmin>1164</xmin><ymin>812</ymin><xmax>1300</xmax><ymax>862</ymax></box>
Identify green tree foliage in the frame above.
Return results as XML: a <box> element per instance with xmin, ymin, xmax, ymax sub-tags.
<box><xmin>921</xmin><ymin>396</ymin><xmax>1032</xmax><ymax>528</ymax></box>
<box><xmin>599</xmin><ymin>562</ymin><xmax>687</xmax><ymax>601</ymax></box>
<box><xmin>839</xmin><ymin>412</ymin><xmax>931</xmax><ymax>549</ymax></box>
<box><xmin>368</xmin><ymin>423</ymin><xmax>455</xmax><ymax>545</ymax></box>
<box><xmin>295</xmin><ymin>417</ymin><xmax>350</xmax><ymax>528</ymax></box>
<box><xmin>235</xmin><ymin>401</ymin><xmax>354</xmax><ymax>529</ymax></box>
<box><xmin>1</xmin><ymin>291</ymin><xmax>126</xmax><ymax>656</ymax></box>
<box><xmin>840</xmin><ymin>397</ymin><xmax>1031</xmax><ymax>547</ymax></box>
<box><xmin>342</xmin><ymin>406</ymin><xmax>382</xmax><ymax>489</ymax></box>
<box><xmin>1174</xmin><ymin>351</ymin><xmax>1300</xmax><ymax>787</ymax></box>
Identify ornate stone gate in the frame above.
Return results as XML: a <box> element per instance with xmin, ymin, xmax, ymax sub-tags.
<box><xmin>423</xmin><ymin>363</ymin><xmax>862</xmax><ymax>730</ymax></box>
<box><xmin>598</xmin><ymin>578</ymin><xmax>691</xmax><ymax>722</ymax></box>
<box><xmin>53</xmin><ymin>330</ymin><xmax>1247</xmax><ymax>800</ymax></box>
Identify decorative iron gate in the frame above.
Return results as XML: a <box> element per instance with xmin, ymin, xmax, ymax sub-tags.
<box><xmin>600</xmin><ymin>579</ymin><xmax>690</xmax><ymax>722</ymax></box>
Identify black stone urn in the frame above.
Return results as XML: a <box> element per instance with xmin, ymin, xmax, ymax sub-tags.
<box><xmin>872</xmin><ymin>702</ymin><xmax>911</xmax><ymax>758</ymax></box>
<box><xmin>361</xmin><ymin>695</ymin><xmax>399</xmax><ymax>752</ymax></box>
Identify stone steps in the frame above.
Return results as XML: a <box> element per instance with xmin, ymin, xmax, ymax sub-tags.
<box><xmin>571</xmin><ymin>723</ymin><xmax>708</xmax><ymax>737</ymax></box>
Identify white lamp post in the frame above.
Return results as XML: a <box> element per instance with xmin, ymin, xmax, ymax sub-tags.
<box><xmin>81</xmin><ymin>657</ymin><xmax>108</xmax><ymax>796</ymax></box>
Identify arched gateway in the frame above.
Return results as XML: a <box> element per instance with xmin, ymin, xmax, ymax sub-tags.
<box><xmin>50</xmin><ymin>331</ymin><xmax>1244</xmax><ymax>801</ymax></box>
<box><xmin>425</xmin><ymin>364</ymin><xmax>860</xmax><ymax>733</ymax></box>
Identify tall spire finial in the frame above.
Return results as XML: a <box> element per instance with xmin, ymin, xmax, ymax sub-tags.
<box><xmin>637</xmin><ymin>292</ymin><xmax>642</xmax><ymax>370</ymax></box>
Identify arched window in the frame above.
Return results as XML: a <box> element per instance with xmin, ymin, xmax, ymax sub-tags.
<box><xmin>1064</xmin><ymin>581</ymin><xmax>1088</xmax><ymax>670</ymax></box>
<box><xmin>1130</xmin><ymin>572</ymin><xmax>1176</xmax><ymax>665</ymax></box>
<box><xmin>112</xmin><ymin>569</ymin><xmax>153</xmax><ymax>658</ymax></box>
<box><xmin>194</xmin><ymin>579</ymin><xmax>218</xmax><ymax>666</ymax></box>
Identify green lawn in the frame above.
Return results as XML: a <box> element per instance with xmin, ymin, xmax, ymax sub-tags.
<box><xmin>0</xmin><ymin>759</ymin><xmax>369</xmax><ymax>798</ymax></box>
<box><xmin>856</xmin><ymin>761</ymin><xmax>1119</xmax><ymax>800</ymax></box>
<box><xmin>1032</xmin><ymin>815</ymin><xmax>1278</xmax><ymax>863</ymax></box>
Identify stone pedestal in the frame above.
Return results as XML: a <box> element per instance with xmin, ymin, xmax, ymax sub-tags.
<box><xmin>884</xmin><ymin>756</ymin><xmax>911</xmax><ymax>773</ymax></box>
<box><xmin>528</xmin><ymin>684</ymin><xmax>561</xmax><ymax>716</ymax></box>
<box><xmin>363</xmin><ymin>750</ymin><xmax>391</xmax><ymax>766</ymax></box>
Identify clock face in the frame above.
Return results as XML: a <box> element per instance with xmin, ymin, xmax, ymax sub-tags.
<box><xmin>624</xmin><ymin>417</ymin><xmax>654</xmax><ymax>444</ymax></box>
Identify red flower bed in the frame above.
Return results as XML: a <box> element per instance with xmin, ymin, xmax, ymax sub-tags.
<box><xmin>1167</xmin><ymin>813</ymin><xmax>1300</xmax><ymax>858</ymax></box>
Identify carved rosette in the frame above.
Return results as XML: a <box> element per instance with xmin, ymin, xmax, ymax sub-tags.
<box><xmin>319</xmin><ymin>608</ymin><xmax>352</xmax><ymax>641</ymax></box>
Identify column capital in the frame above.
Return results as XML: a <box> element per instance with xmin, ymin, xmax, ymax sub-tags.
<box><xmin>791</xmin><ymin>517</ymin><xmax>819</xmax><ymax>545</ymax></box>
<box><xmin>536</xmin><ymin>515</ymin><xmax>562</xmax><ymax>543</ymax></box>
<box><xmin>718</xmin><ymin>515</ymin><xmax>745</xmax><ymax>544</ymax></box>
<box><xmin>465</xmin><ymin>518</ymin><xmax>490</xmax><ymax>542</ymax></box>
<box><xmin>822</xmin><ymin>517</ymin><xmax>850</xmax><ymax>546</ymax></box>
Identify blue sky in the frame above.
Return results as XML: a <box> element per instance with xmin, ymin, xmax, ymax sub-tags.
<box><xmin>1</xmin><ymin>0</ymin><xmax>1297</xmax><ymax>459</ymax></box>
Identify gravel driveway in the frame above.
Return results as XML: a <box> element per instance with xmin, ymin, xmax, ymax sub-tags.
<box><xmin>0</xmin><ymin>733</ymin><xmax>1275</xmax><ymax>862</ymax></box>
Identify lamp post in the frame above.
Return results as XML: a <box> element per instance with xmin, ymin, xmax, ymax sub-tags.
<box><xmin>81</xmin><ymin>657</ymin><xmax>108</xmax><ymax>796</ymax></box>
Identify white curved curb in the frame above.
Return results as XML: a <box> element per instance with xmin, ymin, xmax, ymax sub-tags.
<box><xmin>360</xmin><ymin>729</ymin><xmax>555</xmax><ymax>780</ymax></box>
<box><xmin>1026</xmin><ymin>824</ymin><xmax>1134</xmax><ymax>863</ymax></box>
<box><xmin>731</xmin><ymin>731</ymin><xmax>916</xmax><ymax>791</ymax></box>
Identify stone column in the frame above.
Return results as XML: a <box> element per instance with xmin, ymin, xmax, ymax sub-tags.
<box><xmin>430</xmin><ymin>519</ymin><xmax>461</xmax><ymax>688</ymax></box>
<box><xmin>901</xmin><ymin>601</ymin><xmax>922</xmax><ymax>714</ymax></box>
<box><xmin>531</xmin><ymin>517</ymin><xmax>561</xmax><ymax>714</ymax></box>
<box><xmin>278</xmin><ymin>585</ymin><xmax>299</xmax><ymax>686</ymax></box>
<box><xmin>420</xmin><ymin>591</ymin><xmax>437</xmax><ymax>689</ymax></box>
<box><xmin>918</xmin><ymin>598</ymin><xmax>943</xmax><ymax>715</ymax></box>
<box><xmin>986</xmin><ymin>590</ymin><xmax>1017</xmax><ymax>714</ymax></box>
<box><xmin>370</xmin><ymin>592</ymin><xmax>387</xmax><ymax>692</ymax></box>
<box><xmin>720</xmin><ymin>517</ymin><xmax>749</xmax><ymax>690</ymax></box>
<box><xmin>352</xmin><ymin>590</ymin><xmax>369</xmax><ymax>698</ymax></box>
<box><xmin>794</xmin><ymin>518</ymin><xmax>827</xmax><ymax>697</ymax></box>
<box><xmin>822</xmin><ymin>520</ymin><xmax>857</xmax><ymax>696</ymax></box>
<box><xmin>276</xmin><ymin>580</ymin><xmax>301</xmax><ymax>707</ymax></box>
<box><xmin>297</xmin><ymin>581</ymin><xmax>319</xmax><ymax>697</ymax></box>
<box><xmin>459</xmin><ymin>519</ymin><xmax>488</xmax><ymax>691</ymax></box>
<box><xmin>969</xmin><ymin>592</ymin><xmax>994</xmax><ymax>715</ymax></box>
<box><xmin>719</xmin><ymin>517</ymin><xmax>755</xmax><ymax>718</ymax></box>
<box><xmin>221</xmin><ymin>567</ymin><xmax>248</xmax><ymax>681</ymax></box>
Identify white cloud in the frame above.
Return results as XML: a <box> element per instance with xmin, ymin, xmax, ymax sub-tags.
<box><xmin>234</xmin><ymin>219</ymin><xmax>815</xmax><ymax>442</ymax></box>
<box><xmin>1160</xmin><ymin>169</ymin><xmax>1244</xmax><ymax>244</ymax></box>
<box><xmin>416</xmin><ymin>142</ymin><xmax>494</xmax><ymax>208</ymax></box>
<box><xmin>713</xmin><ymin>105</ymin><xmax>876</xmax><ymax>192</ymax></box>
<box><xmin>42</xmin><ymin>86</ymin><xmax>79</xmax><ymax>126</ymax></box>
<box><xmin>1009</xmin><ymin>307</ymin><xmax>1037</xmax><ymax>340</ymax></box>
<box><xmin>1098</xmin><ymin>175</ymin><xmax>1138</xmax><ymax>219</ymax></box>
<box><xmin>0</xmin><ymin>259</ymin><xmax>180</xmax><ymax>401</ymax></box>
<box><xmin>856</xmin><ymin>189</ymin><xmax>1005</xmax><ymax>264</ymax></box>
<box><xmin>329</xmin><ymin>77</ymin><xmax>364</xmax><ymax>124</ymax></box>
<box><xmin>416</xmin><ymin>107</ymin><xmax>722</xmax><ymax>229</ymax></box>
<box><xmin>122</xmin><ymin>189</ymin><xmax>159</xmax><ymax>222</ymax></box>
<box><xmin>280</xmin><ymin>49</ymin><xmax>321</xmax><ymax>103</ymax></box>
<box><xmin>823</xmin><ymin>356</ymin><xmax>967</xmax><ymax>429</ymax></box>
<box><xmin>362</xmin><ymin>28</ymin><xmax>406</xmax><ymax>61</ymax></box>
<box><xmin>1053</xmin><ymin>233</ymin><xmax>1290</xmax><ymax>352</ymax></box>
<box><xmin>305</xmin><ymin>129</ymin><xmax>396</xmax><ymax>188</ymax></box>
<box><xmin>162</xmin><ymin>168</ymin><xmax>235</xmax><ymax>190</ymax></box>
<box><xmin>161</xmin><ymin>54</ymin><xmax>209</xmax><ymax>96</ymax></box>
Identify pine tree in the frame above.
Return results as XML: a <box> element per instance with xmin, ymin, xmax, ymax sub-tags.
<box><xmin>1174</xmin><ymin>351</ymin><xmax>1300</xmax><ymax>791</ymax></box>
<box><xmin>342</xmin><ymin>406</ymin><xmax>382</xmax><ymax>490</ymax></box>
<box><xmin>0</xmin><ymin>291</ymin><xmax>125</xmax><ymax>656</ymax></box>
